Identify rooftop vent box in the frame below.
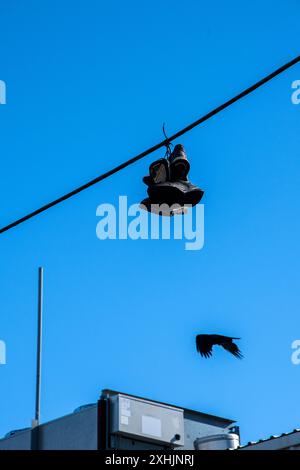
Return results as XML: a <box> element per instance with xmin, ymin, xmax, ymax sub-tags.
<box><xmin>110</xmin><ymin>393</ymin><xmax>184</xmax><ymax>447</ymax></box>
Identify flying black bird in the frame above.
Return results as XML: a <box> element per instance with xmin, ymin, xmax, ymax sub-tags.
<box><xmin>196</xmin><ymin>334</ymin><xmax>243</xmax><ymax>359</ymax></box>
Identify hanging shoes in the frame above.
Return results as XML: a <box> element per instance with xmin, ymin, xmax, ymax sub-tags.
<box><xmin>140</xmin><ymin>144</ymin><xmax>204</xmax><ymax>216</ymax></box>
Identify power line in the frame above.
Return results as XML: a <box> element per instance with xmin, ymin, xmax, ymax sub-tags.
<box><xmin>1</xmin><ymin>55</ymin><xmax>299</xmax><ymax>235</ymax></box>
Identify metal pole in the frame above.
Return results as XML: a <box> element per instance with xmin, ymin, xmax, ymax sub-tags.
<box><xmin>33</xmin><ymin>267</ymin><xmax>43</xmax><ymax>427</ymax></box>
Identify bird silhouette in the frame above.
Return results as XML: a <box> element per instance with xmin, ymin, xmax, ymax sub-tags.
<box><xmin>196</xmin><ymin>334</ymin><xmax>243</xmax><ymax>359</ymax></box>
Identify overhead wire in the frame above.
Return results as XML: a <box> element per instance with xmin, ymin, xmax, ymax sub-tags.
<box><xmin>0</xmin><ymin>55</ymin><xmax>299</xmax><ymax>235</ymax></box>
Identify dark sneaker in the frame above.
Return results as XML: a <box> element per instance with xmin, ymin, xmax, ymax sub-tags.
<box><xmin>147</xmin><ymin>180</ymin><xmax>204</xmax><ymax>207</ymax></box>
<box><xmin>169</xmin><ymin>144</ymin><xmax>190</xmax><ymax>181</ymax></box>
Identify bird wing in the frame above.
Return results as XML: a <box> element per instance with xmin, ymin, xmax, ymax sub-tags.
<box><xmin>210</xmin><ymin>334</ymin><xmax>240</xmax><ymax>344</ymax></box>
<box><xmin>196</xmin><ymin>335</ymin><xmax>213</xmax><ymax>358</ymax></box>
<box><xmin>221</xmin><ymin>339</ymin><xmax>243</xmax><ymax>359</ymax></box>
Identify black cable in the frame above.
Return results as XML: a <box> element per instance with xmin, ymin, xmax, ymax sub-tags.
<box><xmin>1</xmin><ymin>55</ymin><xmax>299</xmax><ymax>235</ymax></box>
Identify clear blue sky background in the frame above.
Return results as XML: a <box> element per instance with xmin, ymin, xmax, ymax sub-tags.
<box><xmin>0</xmin><ymin>0</ymin><xmax>299</xmax><ymax>445</ymax></box>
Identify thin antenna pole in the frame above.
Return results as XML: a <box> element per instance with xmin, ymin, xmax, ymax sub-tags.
<box><xmin>33</xmin><ymin>267</ymin><xmax>43</xmax><ymax>427</ymax></box>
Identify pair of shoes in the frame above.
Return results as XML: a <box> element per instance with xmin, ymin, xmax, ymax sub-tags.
<box><xmin>143</xmin><ymin>145</ymin><xmax>189</xmax><ymax>185</ymax></box>
<box><xmin>140</xmin><ymin>144</ymin><xmax>204</xmax><ymax>216</ymax></box>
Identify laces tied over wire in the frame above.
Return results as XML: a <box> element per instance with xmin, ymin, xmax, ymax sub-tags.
<box><xmin>162</xmin><ymin>123</ymin><xmax>173</xmax><ymax>160</ymax></box>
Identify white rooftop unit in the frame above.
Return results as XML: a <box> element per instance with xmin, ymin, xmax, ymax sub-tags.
<box><xmin>194</xmin><ymin>433</ymin><xmax>240</xmax><ymax>450</ymax></box>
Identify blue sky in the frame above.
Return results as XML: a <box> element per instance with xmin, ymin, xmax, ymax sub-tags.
<box><xmin>0</xmin><ymin>0</ymin><xmax>300</xmax><ymax>445</ymax></box>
